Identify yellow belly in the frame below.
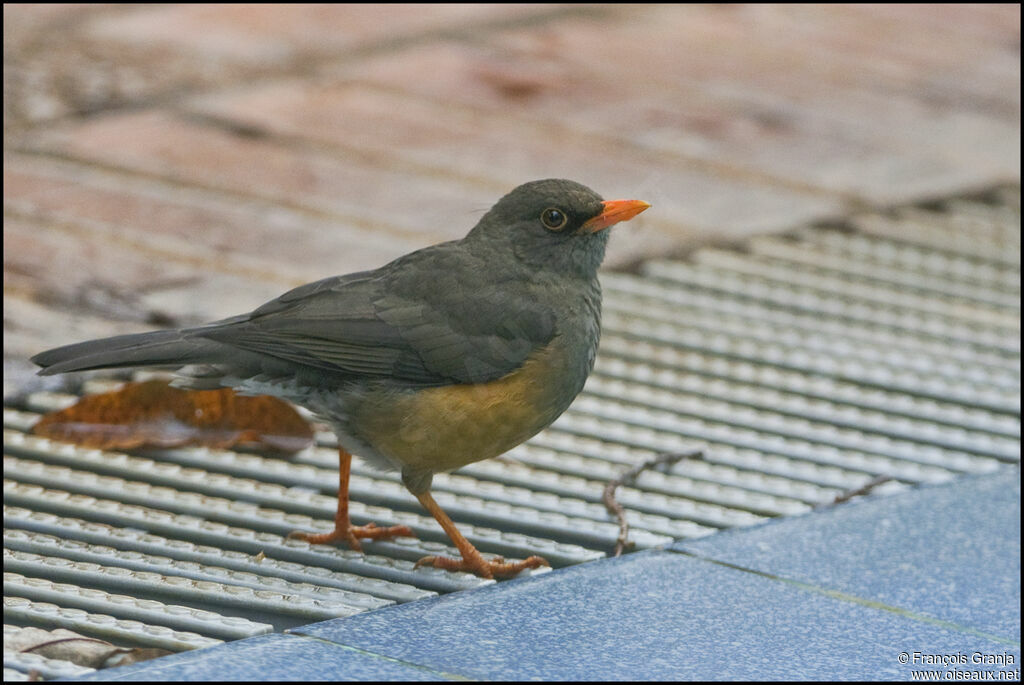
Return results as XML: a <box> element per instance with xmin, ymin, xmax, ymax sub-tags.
<box><xmin>351</xmin><ymin>342</ymin><xmax>571</xmax><ymax>474</ymax></box>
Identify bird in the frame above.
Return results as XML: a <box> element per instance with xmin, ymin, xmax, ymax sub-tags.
<box><xmin>31</xmin><ymin>178</ymin><xmax>650</xmax><ymax>579</ymax></box>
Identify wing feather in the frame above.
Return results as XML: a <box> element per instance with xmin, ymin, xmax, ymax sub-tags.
<box><xmin>193</xmin><ymin>244</ymin><xmax>555</xmax><ymax>385</ymax></box>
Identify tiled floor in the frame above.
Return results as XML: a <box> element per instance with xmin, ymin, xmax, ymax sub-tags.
<box><xmin>70</xmin><ymin>468</ymin><xmax>1020</xmax><ymax>681</ymax></box>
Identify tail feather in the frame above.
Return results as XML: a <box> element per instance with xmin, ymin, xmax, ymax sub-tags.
<box><xmin>31</xmin><ymin>330</ymin><xmax>222</xmax><ymax>376</ymax></box>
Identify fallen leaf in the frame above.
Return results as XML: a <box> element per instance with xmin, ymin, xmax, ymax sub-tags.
<box><xmin>7</xmin><ymin>627</ymin><xmax>173</xmax><ymax>669</ymax></box>
<box><xmin>33</xmin><ymin>379</ymin><xmax>314</xmax><ymax>453</ymax></box>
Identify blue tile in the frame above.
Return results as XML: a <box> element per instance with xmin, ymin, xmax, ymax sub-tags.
<box><xmin>675</xmin><ymin>468</ymin><xmax>1021</xmax><ymax>641</ymax></box>
<box><xmin>66</xmin><ymin>632</ymin><xmax>452</xmax><ymax>681</ymax></box>
<box><xmin>292</xmin><ymin>550</ymin><xmax>1019</xmax><ymax>681</ymax></box>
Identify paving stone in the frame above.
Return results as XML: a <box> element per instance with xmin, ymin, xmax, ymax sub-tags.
<box><xmin>328</xmin><ymin>7</ymin><xmax>1019</xmax><ymax>203</ymax></box>
<box><xmin>291</xmin><ymin>550</ymin><xmax>1019</xmax><ymax>681</ymax></box>
<box><xmin>675</xmin><ymin>468</ymin><xmax>1022</xmax><ymax>641</ymax></box>
<box><xmin>4</xmin><ymin>152</ymin><xmax>417</xmax><ymax>284</ymax></box>
<box><xmin>3</xmin><ymin>211</ymin><xmax>285</xmax><ymax>332</ymax></box>
<box><xmin>188</xmin><ymin>80</ymin><xmax>841</xmax><ymax>267</ymax></box>
<box><xmin>82</xmin><ymin>4</ymin><xmax>559</xmax><ymax>63</ymax></box>
<box><xmin>68</xmin><ymin>632</ymin><xmax>449</xmax><ymax>682</ymax></box>
<box><xmin>3</xmin><ymin>5</ymin><xmax>253</xmax><ymax>131</ymax></box>
<box><xmin>28</xmin><ymin>110</ymin><xmax>504</xmax><ymax>245</ymax></box>
<box><xmin>2</xmin><ymin>296</ymin><xmax>149</xmax><ymax>378</ymax></box>
<box><xmin>3</xmin><ymin>5</ymin><xmax>571</xmax><ymax>130</ymax></box>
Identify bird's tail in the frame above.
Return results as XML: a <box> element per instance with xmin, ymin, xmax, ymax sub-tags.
<box><xmin>31</xmin><ymin>329</ymin><xmax>222</xmax><ymax>376</ymax></box>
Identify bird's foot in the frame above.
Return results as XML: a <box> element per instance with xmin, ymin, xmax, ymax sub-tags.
<box><xmin>288</xmin><ymin>522</ymin><xmax>416</xmax><ymax>552</ymax></box>
<box><xmin>414</xmin><ymin>553</ymin><xmax>549</xmax><ymax>579</ymax></box>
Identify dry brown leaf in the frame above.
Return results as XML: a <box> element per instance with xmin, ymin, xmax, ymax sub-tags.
<box><xmin>7</xmin><ymin>627</ymin><xmax>173</xmax><ymax>670</ymax></box>
<box><xmin>33</xmin><ymin>379</ymin><xmax>314</xmax><ymax>453</ymax></box>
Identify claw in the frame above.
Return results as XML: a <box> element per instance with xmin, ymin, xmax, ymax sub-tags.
<box><xmin>289</xmin><ymin>522</ymin><xmax>415</xmax><ymax>551</ymax></box>
<box><xmin>414</xmin><ymin>553</ymin><xmax>549</xmax><ymax>579</ymax></box>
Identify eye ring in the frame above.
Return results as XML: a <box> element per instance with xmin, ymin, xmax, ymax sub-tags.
<box><xmin>541</xmin><ymin>207</ymin><xmax>568</xmax><ymax>231</ymax></box>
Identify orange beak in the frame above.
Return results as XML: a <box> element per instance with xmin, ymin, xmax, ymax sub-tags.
<box><xmin>581</xmin><ymin>199</ymin><xmax>651</xmax><ymax>233</ymax></box>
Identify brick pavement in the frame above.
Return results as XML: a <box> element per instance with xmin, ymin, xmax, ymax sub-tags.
<box><xmin>3</xmin><ymin>4</ymin><xmax>1020</xmax><ymax>369</ymax></box>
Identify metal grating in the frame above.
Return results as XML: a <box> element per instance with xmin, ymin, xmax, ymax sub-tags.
<box><xmin>4</xmin><ymin>187</ymin><xmax>1020</xmax><ymax>678</ymax></box>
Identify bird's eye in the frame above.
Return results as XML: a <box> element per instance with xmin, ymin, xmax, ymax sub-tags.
<box><xmin>541</xmin><ymin>207</ymin><xmax>568</xmax><ymax>231</ymax></box>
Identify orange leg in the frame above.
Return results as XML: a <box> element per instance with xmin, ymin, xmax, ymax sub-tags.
<box><xmin>412</xmin><ymin>490</ymin><xmax>549</xmax><ymax>579</ymax></box>
<box><xmin>288</xmin><ymin>448</ymin><xmax>415</xmax><ymax>551</ymax></box>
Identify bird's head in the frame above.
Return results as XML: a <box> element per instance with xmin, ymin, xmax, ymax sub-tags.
<box><xmin>466</xmin><ymin>179</ymin><xmax>650</xmax><ymax>278</ymax></box>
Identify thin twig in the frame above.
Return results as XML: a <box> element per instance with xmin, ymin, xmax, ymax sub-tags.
<box><xmin>603</xmin><ymin>449</ymin><xmax>704</xmax><ymax>557</ymax></box>
<box><xmin>20</xmin><ymin>637</ymin><xmax>113</xmax><ymax>654</ymax></box>
<box><xmin>824</xmin><ymin>475</ymin><xmax>894</xmax><ymax>507</ymax></box>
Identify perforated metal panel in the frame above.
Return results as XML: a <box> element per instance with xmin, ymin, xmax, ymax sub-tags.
<box><xmin>4</xmin><ymin>187</ymin><xmax>1020</xmax><ymax>678</ymax></box>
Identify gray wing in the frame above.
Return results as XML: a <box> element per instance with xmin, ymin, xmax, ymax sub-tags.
<box><xmin>195</xmin><ymin>246</ymin><xmax>556</xmax><ymax>386</ymax></box>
